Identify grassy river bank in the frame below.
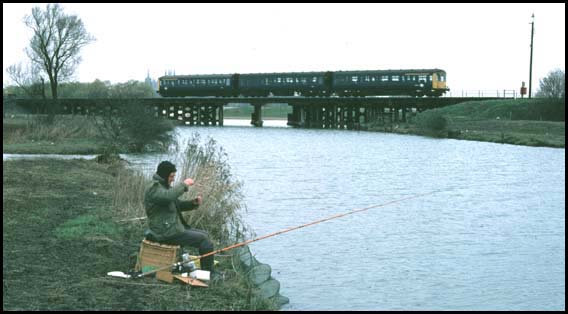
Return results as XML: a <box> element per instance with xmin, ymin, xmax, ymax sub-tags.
<box><xmin>366</xmin><ymin>98</ymin><xmax>564</xmax><ymax>148</ymax></box>
<box><xmin>3</xmin><ymin>137</ymin><xmax>280</xmax><ymax>310</ymax></box>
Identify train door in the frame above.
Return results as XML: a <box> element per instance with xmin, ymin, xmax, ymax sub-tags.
<box><xmin>231</xmin><ymin>74</ymin><xmax>240</xmax><ymax>97</ymax></box>
<box><xmin>324</xmin><ymin>71</ymin><xmax>333</xmax><ymax>95</ymax></box>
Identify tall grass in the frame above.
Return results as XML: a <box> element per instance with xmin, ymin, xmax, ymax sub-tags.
<box><xmin>112</xmin><ymin>131</ymin><xmax>253</xmax><ymax>247</ymax></box>
<box><xmin>3</xmin><ymin>114</ymin><xmax>100</xmax><ymax>143</ymax></box>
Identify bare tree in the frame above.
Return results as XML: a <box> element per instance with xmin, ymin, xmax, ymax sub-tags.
<box><xmin>6</xmin><ymin>62</ymin><xmax>46</xmax><ymax>99</ymax></box>
<box><xmin>536</xmin><ymin>69</ymin><xmax>565</xmax><ymax>99</ymax></box>
<box><xmin>24</xmin><ymin>4</ymin><xmax>95</xmax><ymax>100</ymax></box>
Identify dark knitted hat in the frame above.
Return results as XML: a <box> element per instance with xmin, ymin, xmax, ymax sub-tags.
<box><xmin>157</xmin><ymin>161</ymin><xmax>177</xmax><ymax>180</ymax></box>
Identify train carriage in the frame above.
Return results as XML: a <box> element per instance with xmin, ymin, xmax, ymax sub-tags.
<box><xmin>238</xmin><ymin>71</ymin><xmax>328</xmax><ymax>97</ymax></box>
<box><xmin>332</xmin><ymin>69</ymin><xmax>448</xmax><ymax>97</ymax></box>
<box><xmin>158</xmin><ymin>74</ymin><xmax>235</xmax><ymax>97</ymax></box>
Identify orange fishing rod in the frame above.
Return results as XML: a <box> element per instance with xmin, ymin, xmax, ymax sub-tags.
<box><xmin>133</xmin><ymin>190</ymin><xmax>437</xmax><ymax>278</ymax></box>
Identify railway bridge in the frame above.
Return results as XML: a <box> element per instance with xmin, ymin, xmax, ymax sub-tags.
<box><xmin>12</xmin><ymin>96</ymin><xmax>509</xmax><ymax>129</ymax></box>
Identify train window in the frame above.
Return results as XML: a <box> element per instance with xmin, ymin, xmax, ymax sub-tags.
<box><xmin>312</xmin><ymin>77</ymin><xmax>317</xmax><ymax>83</ymax></box>
<box><xmin>301</xmin><ymin>77</ymin><xmax>307</xmax><ymax>84</ymax></box>
<box><xmin>381</xmin><ymin>75</ymin><xmax>388</xmax><ymax>82</ymax></box>
<box><xmin>418</xmin><ymin>75</ymin><xmax>427</xmax><ymax>82</ymax></box>
<box><xmin>277</xmin><ymin>78</ymin><xmax>282</xmax><ymax>83</ymax></box>
<box><xmin>429</xmin><ymin>75</ymin><xmax>433</xmax><ymax>81</ymax></box>
<box><xmin>392</xmin><ymin>76</ymin><xmax>399</xmax><ymax>81</ymax></box>
<box><xmin>286</xmin><ymin>77</ymin><xmax>293</xmax><ymax>83</ymax></box>
<box><xmin>371</xmin><ymin>77</ymin><xmax>376</xmax><ymax>82</ymax></box>
<box><xmin>351</xmin><ymin>76</ymin><xmax>358</xmax><ymax>82</ymax></box>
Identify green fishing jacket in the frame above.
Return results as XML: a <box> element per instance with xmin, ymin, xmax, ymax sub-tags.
<box><xmin>144</xmin><ymin>173</ymin><xmax>199</xmax><ymax>240</ymax></box>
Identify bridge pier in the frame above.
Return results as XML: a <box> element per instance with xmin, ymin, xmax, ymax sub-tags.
<box><xmin>251</xmin><ymin>104</ymin><xmax>263</xmax><ymax>127</ymax></box>
<box><xmin>155</xmin><ymin>102</ymin><xmax>223</xmax><ymax>126</ymax></box>
<box><xmin>288</xmin><ymin>103</ymin><xmax>418</xmax><ymax>130</ymax></box>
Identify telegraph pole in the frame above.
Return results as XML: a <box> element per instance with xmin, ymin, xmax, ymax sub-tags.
<box><xmin>529</xmin><ymin>13</ymin><xmax>534</xmax><ymax>99</ymax></box>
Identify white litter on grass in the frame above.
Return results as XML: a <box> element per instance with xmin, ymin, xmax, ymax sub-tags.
<box><xmin>190</xmin><ymin>270</ymin><xmax>210</xmax><ymax>281</ymax></box>
<box><xmin>107</xmin><ymin>271</ymin><xmax>131</xmax><ymax>279</ymax></box>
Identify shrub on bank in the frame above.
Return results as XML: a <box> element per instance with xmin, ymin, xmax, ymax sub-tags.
<box><xmin>91</xmin><ymin>101</ymin><xmax>175</xmax><ymax>154</ymax></box>
<box><xmin>416</xmin><ymin>111</ymin><xmax>448</xmax><ymax>135</ymax></box>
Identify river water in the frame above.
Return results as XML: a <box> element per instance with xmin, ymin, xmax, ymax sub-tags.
<box><xmin>4</xmin><ymin>120</ymin><xmax>564</xmax><ymax>310</ymax></box>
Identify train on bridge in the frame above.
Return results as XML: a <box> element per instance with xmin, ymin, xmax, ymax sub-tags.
<box><xmin>157</xmin><ymin>68</ymin><xmax>449</xmax><ymax>98</ymax></box>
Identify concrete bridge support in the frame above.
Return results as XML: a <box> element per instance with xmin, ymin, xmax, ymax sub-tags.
<box><xmin>251</xmin><ymin>104</ymin><xmax>263</xmax><ymax>127</ymax></box>
<box><xmin>154</xmin><ymin>102</ymin><xmax>223</xmax><ymax>126</ymax></box>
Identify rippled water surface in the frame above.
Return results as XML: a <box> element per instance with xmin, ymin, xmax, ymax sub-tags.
<box><xmin>6</xmin><ymin>121</ymin><xmax>564</xmax><ymax>310</ymax></box>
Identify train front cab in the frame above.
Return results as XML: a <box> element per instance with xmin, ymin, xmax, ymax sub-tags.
<box><xmin>431</xmin><ymin>71</ymin><xmax>449</xmax><ymax>96</ymax></box>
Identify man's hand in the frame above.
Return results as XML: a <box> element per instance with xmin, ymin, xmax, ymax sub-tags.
<box><xmin>193</xmin><ymin>194</ymin><xmax>203</xmax><ymax>206</ymax></box>
<box><xmin>183</xmin><ymin>178</ymin><xmax>194</xmax><ymax>186</ymax></box>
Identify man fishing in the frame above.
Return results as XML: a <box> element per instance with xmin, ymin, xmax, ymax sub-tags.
<box><xmin>144</xmin><ymin>160</ymin><xmax>217</xmax><ymax>275</ymax></box>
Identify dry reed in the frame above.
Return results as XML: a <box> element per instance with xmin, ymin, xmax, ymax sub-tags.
<box><xmin>111</xmin><ymin>132</ymin><xmax>253</xmax><ymax>247</ymax></box>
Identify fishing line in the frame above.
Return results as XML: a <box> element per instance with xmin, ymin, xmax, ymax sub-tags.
<box><xmin>134</xmin><ymin>190</ymin><xmax>439</xmax><ymax>278</ymax></box>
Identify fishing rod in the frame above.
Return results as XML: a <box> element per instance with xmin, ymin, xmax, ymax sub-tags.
<box><xmin>113</xmin><ymin>190</ymin><xmax>438</xmax><ymax>279</ymax></box>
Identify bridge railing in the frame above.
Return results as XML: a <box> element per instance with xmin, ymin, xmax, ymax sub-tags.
<box><xmin>442</xmin><ymin>90</ymin><xmax>517</xmax><ymax>98</ymax></box>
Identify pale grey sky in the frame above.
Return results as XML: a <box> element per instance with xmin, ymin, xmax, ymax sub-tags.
<box><xmin>3</xmin><ymin>3</ymin><xmax>565</xmax><ymax>95</ymax></box>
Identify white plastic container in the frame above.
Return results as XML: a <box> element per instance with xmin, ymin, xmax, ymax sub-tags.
<box><xmin>190</xmin><ymin>270</ymin><xmax>210</xmax><ymax>281</ymax></box>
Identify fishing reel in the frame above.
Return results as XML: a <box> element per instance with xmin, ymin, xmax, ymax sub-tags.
<box><xmin>172</xmin><ymin>253</ymin><xmax>197</xmax><ymax>274</ymax></box>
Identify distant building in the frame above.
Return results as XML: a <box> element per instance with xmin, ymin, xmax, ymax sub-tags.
<box><xmin>145</xmin><ymin>70</ymin><xmax>158</xmax><ymax>96</ymax></box>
